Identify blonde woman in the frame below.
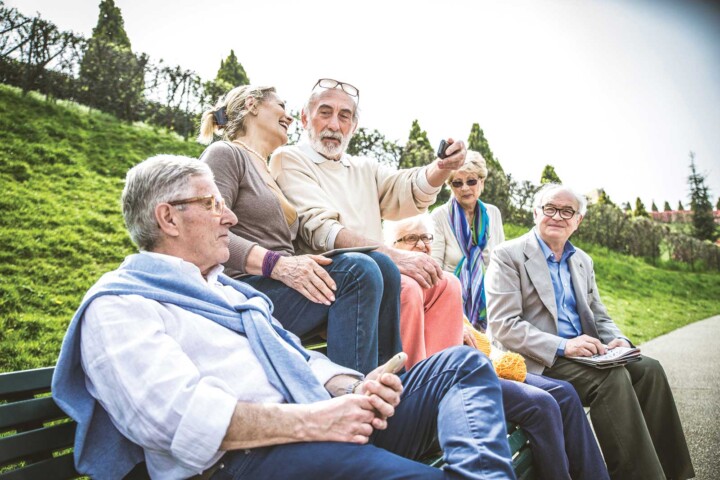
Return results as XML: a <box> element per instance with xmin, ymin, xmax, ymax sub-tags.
<box><xmin>198</xmin><ymin>85</ymin><xmax>402</xmax><ymax>374</ymax></box>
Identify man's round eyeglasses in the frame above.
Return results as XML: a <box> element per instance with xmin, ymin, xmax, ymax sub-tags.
<box><xmin>313</xmin><ymin>78</ymin><xmax>360</xmax><ymax>99</ymax></box>
<box><xmin>450</xmin><ymin>178</ymin><xmax>480</xmax><ymax>188</ymax></box>
<box><xmin>168</xmin><ymin>194</ymin><xmax>226</xmax><ymax>217</ymax></box>
<box><xmin>540</xmin><ymin>205</ymin><xmax>577</xmax><ymax>220</ymax></box>
<box><xmin>395</xmin><ymin>234</ymin><xmax>434</xmax><ymax>245</ymax></box>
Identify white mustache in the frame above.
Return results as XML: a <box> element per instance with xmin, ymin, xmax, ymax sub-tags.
<box><xmin>320</xmin><ymin>130</ymin><xmax>343</xmax><ymax>141</ymax></box>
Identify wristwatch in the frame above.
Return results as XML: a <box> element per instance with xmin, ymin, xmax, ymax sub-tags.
<box><xmin>345</xmin><ymin>379</ymin><xmax>363</xmax><ymax>395</ymax></box>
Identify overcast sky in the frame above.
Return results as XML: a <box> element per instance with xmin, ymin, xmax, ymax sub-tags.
<box><xmin>9</xmin><ymin>0</ymin><xmax>720</xmax><ymax>209</ymax></box>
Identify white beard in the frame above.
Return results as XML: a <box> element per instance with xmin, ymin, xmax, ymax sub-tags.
<box><xmin>308</xmin><ymin>128</ymin><xmax>351</xmax><ymax>160</ymax></box>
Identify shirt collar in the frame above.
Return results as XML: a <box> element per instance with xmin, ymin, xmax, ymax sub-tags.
<box><xmin>299</xmin><ymin>141</ymin><xmax>351</xmax><ymax>167</ymax></box>
<box><xmin>533</xmin><ymin>228</ymin><xmax>576</xmax><ymax>262</ymax></box>
<box><xmin>141</xmin><ymin>251</ymin><xmax>225</xmax><ymax>284</ymax></box>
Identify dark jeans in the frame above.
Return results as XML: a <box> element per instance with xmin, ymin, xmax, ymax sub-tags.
<box><xmin>502</xmin><ymin>374</ymin><xmax>608</xmax><ymax>480</ymax></box>
<box><xmin>243</xmin><ymin>251</ymin><xmax>402</xmax><ymax>374</ymax></box>
<box><xmin>212</xmin><ymin>347</ymin><xmax>516</xmax><ymax>480</ymax></box>
<box><xmin>544</xmin><ymin>356</ymin><xmax>694</xmax><ymax>480</ymax></box>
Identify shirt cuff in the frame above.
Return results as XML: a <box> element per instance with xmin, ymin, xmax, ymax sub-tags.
<box><xmin>308</xmin><ymin>350</ymin><xmax>363</xmax><ymax>386</ymax></box>
<box><xmin>556</xmin><ymin>338</ymin><xmax>568</xmax><ymax>357</ymax></box>
<box><xmin>325</xmin><ymin>225</ymin><xmax>344</xmax><ymax>250</ymax></box>
<box><xmin>416</xmin><ymin>166</ymin><xmax>441</xmax><ymax>196</ymax></box>
<box><xmin>170</xmin><ymin>379</ymin><xmax>238</xmax><ymax>470</ymax></box>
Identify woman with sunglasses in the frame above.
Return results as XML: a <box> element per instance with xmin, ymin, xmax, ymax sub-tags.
<box><xmin>197</xmin><ymin>85</ymin><xmax>402</xmax><ymax>375</ymax></box>
<box><xmin>430</xmin><ymin>151</ymin><xmax>504</xmax><ymax>332</ymax></box>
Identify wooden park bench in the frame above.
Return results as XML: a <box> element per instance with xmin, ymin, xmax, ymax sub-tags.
<box><xmin>1</xmin><ymin>363</ymin><xmax>534</xmax><ymax>479</ymax></box>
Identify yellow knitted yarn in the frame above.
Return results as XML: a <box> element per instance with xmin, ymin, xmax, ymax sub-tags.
<box><xmin>464</xmin><ymin>318</ymin><xmax>491</xmax><ymax>357</ymax></box>
<box><xmin>493</xmin><ymin>352</ymin><xmax>527</xmax><ymax>382</ymax></box>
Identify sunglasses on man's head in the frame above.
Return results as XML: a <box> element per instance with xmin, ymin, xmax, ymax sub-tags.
<box><xmin>313</xmin><ymin>78</ymin><xmax>360</xmax><ymax>99</ymax></box>
<box><xmin>450</xmin><ymin>178</ymin><xmax>480</xmax><ymax>188</ymax></box>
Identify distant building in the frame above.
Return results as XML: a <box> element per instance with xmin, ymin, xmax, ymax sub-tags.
<box><xmin>650</xmin><ymin>210</ymin><xmax>720</xmax><ymax>225</ymax></box>
<box><xmin>585</xmin><ymin>188</ymin><xmax>602</xmax><ymax>205</ymax></box>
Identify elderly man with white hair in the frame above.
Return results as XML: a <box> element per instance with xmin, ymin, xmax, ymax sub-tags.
<box><xmin>485</xmin><ymin>183</ymin><xmax>694</xmax><ymax>480</ymax></box>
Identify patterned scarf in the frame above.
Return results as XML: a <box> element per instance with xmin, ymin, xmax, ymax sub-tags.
<box><xmin>450</xmin><ymin>198</ymin><xmax>490</xmax><ymax>330</ymax></box>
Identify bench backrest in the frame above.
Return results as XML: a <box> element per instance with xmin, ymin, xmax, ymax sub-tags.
<box><xmin>0</xmin><ymin>367</ymin><xmax>79</xmax><ymax>479</ymax></box>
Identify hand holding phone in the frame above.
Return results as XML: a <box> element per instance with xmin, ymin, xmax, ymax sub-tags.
<box><xmin>437</xmin><ymin>139</ymin><xmax>451</xmax><ymax>159</ymax></box>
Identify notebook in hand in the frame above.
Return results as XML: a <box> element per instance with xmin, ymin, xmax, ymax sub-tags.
<box><xmin>567</xmin><ymin>346</ymin><xmax>641</xmax><ymax>368</ymax></box>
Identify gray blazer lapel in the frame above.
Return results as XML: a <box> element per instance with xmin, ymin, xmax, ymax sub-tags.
<box><xmin>569</xmin><ymin>255</ymin><xmax>600</xmax><ymax>338</ymax></box>
<box><xmin>523</xmin><ymin>235</ymin><xmax>558</xmax><ymax>323</ymax></box>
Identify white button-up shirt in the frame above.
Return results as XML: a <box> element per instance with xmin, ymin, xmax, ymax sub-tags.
<box><xmin>80</xmin><ymin>252</ymin><xmax>356</xmax><ymax>479</ymax></box>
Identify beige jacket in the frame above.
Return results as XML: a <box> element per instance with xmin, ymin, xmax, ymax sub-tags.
<box><xmin>485</xmin><ymin>230</ymin><xmax>624</xmax><ymax>374</ymax></box>
<box><xmin>430</xmin><ymin>200</ymin><xmax>505</xmax><ymax>273</ymax></box>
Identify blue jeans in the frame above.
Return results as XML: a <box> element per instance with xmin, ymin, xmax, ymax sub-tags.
<box><xmin>501</xmin><ymin>374</ymin><xmax>609</xmax><ymax>480</ymax></box>
<box><xmin>213</xmin><ymin>347</ymin><xmax>515</xmax><ymax>480</ymax></box>
<box><xmin>242</xmin><ymin>251</ymin><xmax>402</xmax><ymax>374</ymax></box>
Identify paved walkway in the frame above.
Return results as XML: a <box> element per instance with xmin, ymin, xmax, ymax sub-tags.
<box><xmin>639</xmin><ymin>315</ymin><xmax>720</xmax><ymax>480</ymax></box>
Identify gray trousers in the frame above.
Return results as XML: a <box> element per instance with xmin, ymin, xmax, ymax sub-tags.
<box><xmin>543</xmin><ymin>355</ymin><xmax>694</xmax><ymax>480</ymax></box>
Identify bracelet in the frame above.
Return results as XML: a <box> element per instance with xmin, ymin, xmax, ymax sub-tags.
<box><xmin>345</xmin><ymin>379</ymin><xmax>363</xmax><ymax>396</ymax></box>
<box><xmin>261</xmin><ymin>251</ymin><xmax>282</xmax><ymax>277</ymax></box>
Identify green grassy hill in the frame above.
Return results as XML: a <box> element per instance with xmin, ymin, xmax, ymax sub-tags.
<box><xmin>0</xmin><ymin>84</ymin><xmax>718</xmax><ymax>372</ymax></box>
<box><xmin>0</xmin><ymin>84</ymin><xmax>204</xmax><ymax>371</ymax></box>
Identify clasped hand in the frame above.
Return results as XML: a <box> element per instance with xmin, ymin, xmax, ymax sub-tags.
<box><xmin>308</xmin><ymin>369</ymin><xmax>402</xmax><ymax>445</ymax></box>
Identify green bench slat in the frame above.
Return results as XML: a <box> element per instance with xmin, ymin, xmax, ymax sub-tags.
<box><xmin>507</xmin><ymin>424</ymin><xmax>529</xmax><ymax>454</ymax></box>
<box><xmin>0</xmin><ymin>368</ymin><xmax>54</xmax><ymax>398</ymax></box>
<box><xmin>0</xmin><ymin>453</ymin><xmax>78</xmax><ymax>480</ymax></box>
<box><xmin>513</xmin><ymin>445</ymin><xmax>535</xmax><ymax>479</ymax></box>
<box><xmin>0</xmin><ymin>396</ymin><xmax>66</xmax><ymax>430</ymax></box>
<box><xmin>0</xmin><ymin>422</ymin><xmax>76</xmax><ymax>465</ymax></box>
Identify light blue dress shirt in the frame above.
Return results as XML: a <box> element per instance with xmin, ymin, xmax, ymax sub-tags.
<box><xmin>533</xmin><ymin>230</ymin><xmax>583</xmax><ymax>356</ymax></box>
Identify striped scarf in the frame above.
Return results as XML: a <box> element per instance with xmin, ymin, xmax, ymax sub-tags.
<box><xmin>450</xmin><ymin>198</ymin><xmax>490</xmax><ymax>330</ymax></box>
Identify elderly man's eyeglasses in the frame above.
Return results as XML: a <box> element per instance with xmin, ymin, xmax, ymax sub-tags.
<box><xmin>168</xmin><ymin>194</ymin><xmax>226</xmax><ymax>216</ymax></box>
<box><xmin>395</xmin><ymin>234</ymin><xmax>434</xmax><ymax>245</ymax></box>
<box><xmin>450</xmin><ymin>178</ymin><xmax>480</xmax><ymax>188</ymax></box>
<box><xmin>313</xmin><ymin>78</ymin><xmax>360</xmax><ymax>99</ymax></box>
<box><xmin>540</xmin><ymin>205</ymin><xmax>577</xmax><ymax>220</ymax></box>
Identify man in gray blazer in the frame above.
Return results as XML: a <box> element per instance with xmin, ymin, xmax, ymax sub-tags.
<box><xmin>485</xmin><ymin>183</ymin><xmax>694</xmax><ymax>480</ymax></box>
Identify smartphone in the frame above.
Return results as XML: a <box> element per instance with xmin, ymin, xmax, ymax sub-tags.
<box><xmin>381</xmin><ymin>352</ymin><xmax>407</xmax><ymax>374</ymax></box>
<box><xmin>436</xmin><ymin>139</ymin><xmax>450</xmax><ymax>159</ymax></box>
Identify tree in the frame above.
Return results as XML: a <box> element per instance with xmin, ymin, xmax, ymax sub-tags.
<box><xmin>540</xmin><ymin>165</ymin><xmax>562</xmax><ymax>185</ymax></box>
<box><xmin>716</xmin><ymin>197</ymin><xmax>720</xmax><ymax>211</ymax></box>
<box><xmin>398</xmin><ymin>120</ymin><xmax>434</xmax><ymax>169</ymax></box>
<box><xmin>215</xmin><ymin>49</ymin><xmax>249</xmax><ymax>87</ymax></box>
<box><xmin>467</xmin><ymin>123</ymin><xmax>510</xmax><ymax>218</ymax></box>
<box><xmin>677</xmin><ymin>200</ymin><xmax>684</xmax><ymax>211</ymax></box>
<box><xmin>651</xmin><ymin>200</ymin><xmax>658</xmax><ymax>212</ymax></box>
<box><xmin>597</xmin><ymin>189</ymin><xmax>615</xmax><ymax>207</ymax></box>
<box><xmin>79</xmin><ymin>0</ymin><xmax>145</xmax><ymax>121</ymax></box>
<box><xmin>663</xmin><ymin>201</ymin><xmax>672</xmax><ymax>212</ymax></box>
<box><xmin>398</xmin><ymin>120</ymin><xmax>445</xmax><ymax>207</ymax></box>
<box><xmin>348</xmin><ymin>127</ymin><xmax>402</xmax><ymax>168</ymax></box>
<box><xmin>633</xmin><ymin>197</ymin><xmax>649</xmax><ymax>217</ymax></box>
<box><xmin>622</xmin><ymin>201</ymin><xmax>632</xmax><ymax>214</ymax></box>
<box><xmin>687</xmin><ymin>152</ymin><xmax>716</xmax><ymax>241</ymax></box>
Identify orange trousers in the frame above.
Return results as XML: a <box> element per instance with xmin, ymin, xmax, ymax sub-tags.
<box><xmin>399</xmin><ymin>274</ymin><xmax>464</xmax><ymax>368</ymax></box>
